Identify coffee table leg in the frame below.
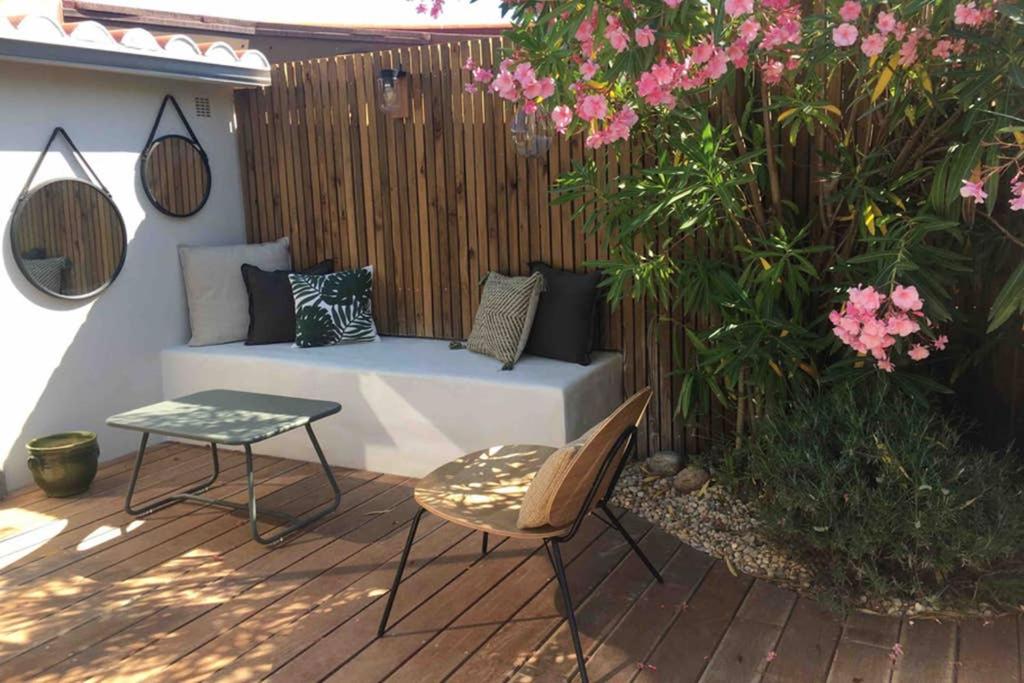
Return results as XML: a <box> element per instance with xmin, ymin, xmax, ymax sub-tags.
<box><xmin>245</xmin><ymin>423</ymin><xmax>342</xmax><ymax>545</ymax></box>
<box><xmin>125</xmin><ymin>433</ymin><xmax>221</xmax><ymax>516</ymax></box>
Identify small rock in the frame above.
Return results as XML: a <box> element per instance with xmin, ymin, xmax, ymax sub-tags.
<box><xmin>673</xmin><ymin>465</ymin><xmax>711</xmax><ymax>494</ymax></box>
<box><xmin>645</xmin><ymin>450</ymin><xmax>684</xmax><ymax>477</ymax></box>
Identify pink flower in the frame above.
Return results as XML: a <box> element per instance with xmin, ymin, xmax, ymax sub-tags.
<box><xmin>727</xmin><ymin>39</ymin><xmax>750</xmax><ymax>69</ymax></box>
<box><xmin>692</xmin><ymin>39</ymin><xmax>715</xmax><ymax>65</ymax></box>
<box><xmin>605</xmin><ymin>15</ymin><xmax>630</xmax><ymax>53</ymax></box>
<box><xmin>664</xmin><ymin>0</ymin><xmax>682</xmax><ymax>6</ymax></box>
<box><xmin>724</xmin><ymin>0</ymin><xmax>754</xmax><ymax>18</ymax></box>
<box><xmin>704</xmin><ymin>48</ymin><xmax>730</xmax><ymax>80</ymax></box>
<box><xmin>848</xmin><ymin>285</ymin><xmax>885</xmax><ymax>312</ymax></box>
<box><xmin>514</xmin><ymin>62</ymin><xmax>536</xmax><ymax>85</ymax></box>
<box><xmin>908</xmin><ymin>344</ymin><xmax>930</xmax><ymax>361</ymax></box>
<box><xmin>885</xmin><ymin>313</ymin><xmax>920</xmax><ymax>337</ymax></box>
<box><xmin>577</xmin><ymin>94</ymin><xmax>608</xmax><ymax>121</ymax></box>
<box><xmin>551</xmin><ymin>105</ymin><xmax>573</xmax><ymax>133</ymax></box>
<box><xmin>762</xmin><ymin>60</ymin><xmax>785</xmax><ymax>85</ymax></box>
<box><xmin>1011</xmin><ymin>195</ymin><xmax>1024</xmax><ymax>211</ymax></box>
<box><xmin>877</xmin><ymin>358</ymin><xmax>895</xmax><ymax>373</ymax></box>
<box><xmin>954</xmin><ymin>2</ymin><xmax>985</xmax><ymax>27</ymax></box>
<box><xmin>523</xmin><ymin>76</ymin><xmax>555</xmax><ymax>100</ymax></box>
<box><xmin>464</xmin><ymin>82</ymin><xmax>477</xmax><ymax>94</ymax></box>
<box><xmin>490</xmin><ymin>70</ymin><xmax>518</xmax><ymax>100</ymax></box>
<box><xmin>838</xmin><ymin>1</ymin><xmax>861</xmax><ymax>22</ymax></box>
<box><xmin>876</xmin><ymin>11</ymin><xmax>897</xmax><ymax>35</ymax></box>
<box><xmin>860</xmin><ymin>33</ymin><xmax>886</xmax><ymax>57</ymax></box>
<box><xmin>463</xmin><ymin>56</ymin><xmax>476</xmax><ymax>71</ymax></box>
<box><xmin>635</xmin><ymin>26</ymin><xmax>656</xmax><ymax>47</ymax></box>
<box><xmin>738</xmin><ymin>18</ymin><xmax>760</xmax><ymax>42</ymax></box>
<box><xmin>832</xmin><ymin>23</ymin><xmax>858</xmax><ymax>48</ymax></box>
<box><xmin>960</xmin><ymin>179</ymin><xmax>988</xmax><ymax>204</ymax></box>
<box><xmin>891</xmin><ymin>285</ymin><xmax>923</xmax><ymax>312</ymax></box>
<box><xmin>472</xmin><ymin>67</ymin><xmax>493</xmax><ymax>84</ymax></box>
<box><xmin>933</xmin><ymin>335</ymin><xmax>949</xmax><ymax>351</ymax></box>
<box><xmin>651</xmin><ymin>60</ymin><xmax>677</xmax><ymax>85</ymax></box>
<box><xmin>932</xmin><ymin>39</ymin><xmax>954</xmax><ymax>59</ymax></box>
<box><xmin>580</xmin><ymin>60</ymin><xmax>599</xmax><ymax>80</ymax></box>
<box><xmin>522</xmin><ymin>100</ymin><xmax>537</xmax><ymax>115</ymax></box>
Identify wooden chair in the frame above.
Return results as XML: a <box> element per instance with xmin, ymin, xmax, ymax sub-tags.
<box><xmin>377</xmin><ymin>388</ymin><xmax>659</xmax><ymax>683</ymax></box>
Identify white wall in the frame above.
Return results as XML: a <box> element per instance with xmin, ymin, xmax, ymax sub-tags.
<box><xmin>0</xmin><ymin>60</ymin><xmax>249</xmax><ymax>494</ymax></box>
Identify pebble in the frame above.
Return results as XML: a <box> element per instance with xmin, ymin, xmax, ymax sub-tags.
<box><xmin>645</xmin><ymin>450</ymin><xmax>684</xmax><ymax>477</ymax></box>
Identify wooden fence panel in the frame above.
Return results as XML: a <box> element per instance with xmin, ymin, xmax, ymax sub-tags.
<box><xmin>234</xmin><ymin>37</ymin><xmax>1023</xmax><ymax>456</ymax></box>
<box><xmin>233</xmin><ymin>38</ymin><xmax>690</xmax><ymax>455</ymax></box>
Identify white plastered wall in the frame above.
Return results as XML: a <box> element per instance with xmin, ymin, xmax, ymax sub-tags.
<box><xmin>0</xmin><ymin>59</ymin><xmax>249</xmax><ymax>494</ymax></box>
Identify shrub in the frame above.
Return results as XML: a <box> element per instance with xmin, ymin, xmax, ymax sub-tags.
<box><xmin>712</xmin><ymin>383</ymin><xmax>1024</xmax><ymax>610</ymax></box>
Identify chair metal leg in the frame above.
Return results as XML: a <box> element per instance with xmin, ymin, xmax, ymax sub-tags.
<box><xmin>125</xmin><ymin>433</ymin><xmax>220</xmax><ymax>516</ymax></box>
<box><xmin>545</xmin><ymin>540</ymin><xmax>589</xmax><ymax>683</ymax></box>
<box><xmin>599</xmin><ymin>502</ymin><xmax>663</xmax><ymax>583</ymax></box>
<box><xmin>378</xmin><ymin>508</ymin><xmax>426</xmax><ymax>637</ymax></box>
<box><xmin>481</xmin><ymin>531</ymin><xmax>489</xmax><ymax>556</ymax></box>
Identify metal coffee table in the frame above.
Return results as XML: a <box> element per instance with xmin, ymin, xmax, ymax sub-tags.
<box><xmin>107</xmin><ymin>389</ymin><xmax>342</xmax><ymax>545</ymax></box>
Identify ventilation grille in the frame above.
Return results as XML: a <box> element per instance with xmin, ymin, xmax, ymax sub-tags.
<box><xmin>194</xmin><ymin>97</ymin><xmax>211</xmax><ymax>118</ymax></box>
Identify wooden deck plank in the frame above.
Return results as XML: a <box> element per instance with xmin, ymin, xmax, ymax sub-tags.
<box><xmin>384</xmin><ymin>515</ymin><xmax>613</xmax><ymax>683</ymax></box>
<box><xmin>826</xmin><ymin>611</ymin><xmax>900</xmax><ymax>683</ymax></box>
<box><xmin>891</xmin><ymin>618</ymin><xmax>956</xmax><ymax>683</ymax></box>
<box><xmin>202</xmin><ymin>520</ymin><xmax>474</xmax><ymax>681</ymax></box>
<box><xmin>957</xmin><ymin>615</ymin><xmax>1020</xmax><ymax>683</ymax></box>
<box><xmin>321</xmin><ymin>536</ymin><xmax>540</xmax><ymax>681</ymax></box>
<box><xmin>581</xmin><ymin>544</ymin><xmax>715</xmax><ymax>683</ymax></box>
<box><xmin>763</xmin><ymin>598</ymin><xmax>843</xmax><ymax>683</ymax></box>
<box><xmin>118</xmin><ymin>498</ymin><xmax>442</xmax><ymax>683</ymax></box>
<box><xmin>0</xmin><ymin>450</ymin><xmax>1001</xmax><ymax>683</ymax></box>
<box><xmin>698</xmin><ymin>579</ymin><xmax>798</xmax><ymax>683</ymax></box>
<box><xmin>444</xmin><ymin>515</ymin><xmax>651</xmax><ymax>683</ymax></box>
<box><xmin>511</xmin><ymin>526</ymin><xmax>681</xmax><ymax>682</ymax></box>
<box><xmin>633</xmin><ymin>561</ymin><xmax>753</xmax><ymax>683</ymax></box>
<box><xmin>0</xmin><ymin>463</ymin><xmax>340</xmax><ymax>677</ymax></box>
<box><xmin>41</xmin><ymin>478</ymin><xmax>416</xmax><ymax>682</ymax></box>
<box><xmin>0</xmin><ymin>447</ymin><xmax>273</xmax><ymax>573</ymax></box>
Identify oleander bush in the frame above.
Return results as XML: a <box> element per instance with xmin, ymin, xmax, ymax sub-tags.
<box><xmin>710</xmin><ymin>382</ymin><xmax>1024</xmax><ymax>610</ymax></box>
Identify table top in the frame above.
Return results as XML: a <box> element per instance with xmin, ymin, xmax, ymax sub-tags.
<box><xmin>106</xmin><ymin>390</ymin><xmax>341</xmax><ymax>445</ymax></box>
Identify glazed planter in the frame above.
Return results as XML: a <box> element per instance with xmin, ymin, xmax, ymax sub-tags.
<box><xmin>26</xmin><ymin>431</ymin><xmax>99</xmax><ymax>497</ymax></box>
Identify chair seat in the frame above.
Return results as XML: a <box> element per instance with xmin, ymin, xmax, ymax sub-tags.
<box><xmin>414</xmin><ymin>444</ymin><xmax>570</xmax><ymax>539</ymax></box>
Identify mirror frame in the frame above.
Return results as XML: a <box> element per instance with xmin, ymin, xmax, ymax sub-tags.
<box><xmin>10</xmin><ymin>177</ymin><xmax>128</xmax><ymax>301</ymax></box>
<box><xmin>140</xmin><ymin>133</ymin><xmax>212</xmax><ymax>218</ymax></box>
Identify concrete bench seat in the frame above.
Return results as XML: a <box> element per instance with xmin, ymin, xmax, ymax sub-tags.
<box><xmin>161</xmin><ymin>337</ymin><xmax>623</xmax><ymax>477</ymax></box>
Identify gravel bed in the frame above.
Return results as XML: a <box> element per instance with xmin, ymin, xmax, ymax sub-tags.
<box><xmin>611</xmin><ymin>462</ymin><xmax>1003</xmax><ymax>618</ymax></box>
<box><xmin>611</xmin><ymin>462</ymin><xmax>815</xmax><ymax>590</ymax></box>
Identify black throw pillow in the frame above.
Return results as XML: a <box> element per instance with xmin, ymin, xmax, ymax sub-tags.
<box><xmin>242</xmin><ymin>260</ymin><xmax>333</xmax><ymax>345</ymax></box>
<box><xmin>525</xmin><ymin>262</ymin><xmax>601</xmax><ymax>365</ymax></box>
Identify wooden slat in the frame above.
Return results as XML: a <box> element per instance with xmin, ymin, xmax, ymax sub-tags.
<box><xmin>826</xmin><ymin>611</ymin><xmax>900</xmax><ymax>683</ymax></box>
<box><xmin>891</xmin><ymin>618</ymin><xmax>957</xmax><ymax>683</ymax></box>
<box><xmin>763</xmin><ymin>598</ymin><xmax>843</xmax><ymax>683</ymax></box>
<box><xmin>957</xmin><ymin>616</ymin><xmax>1020</xmax><ymax>683</ymax></box>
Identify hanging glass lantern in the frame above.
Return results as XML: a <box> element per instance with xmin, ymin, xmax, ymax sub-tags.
<box><xmin>510</xmin><ymin>104</ymin><xmax>552</xmax><ymax>158</ymax></box>
<box><xmin>377</xmin><ymin>66</ymin><xmax>409</xmax><ymax>117</ymax></box>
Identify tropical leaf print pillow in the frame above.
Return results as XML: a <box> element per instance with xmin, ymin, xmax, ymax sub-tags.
<box><xmin>288</xmin><ymin>266</ymin><xmax>379</xmax><ymax>347</ymax></box>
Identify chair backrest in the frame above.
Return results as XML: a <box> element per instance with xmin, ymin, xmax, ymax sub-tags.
<box><xmin>546</xmin><ymin>387</ymin><xmax>652</xmax><ymax>531</ymax></box>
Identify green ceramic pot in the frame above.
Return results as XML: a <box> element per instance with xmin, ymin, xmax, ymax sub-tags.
<box><xmin>26</xmin><ymin>431</ymin><xmax>99</xmax><ymax>498</ymax></box>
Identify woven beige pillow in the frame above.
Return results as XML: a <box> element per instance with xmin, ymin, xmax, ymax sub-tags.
<box><xmin>466</xmin><ymin>271</ymin><xmax>545</xmax><ymax>370</ymax></box>
<box><xmin>516</xmin><ymin>419</ymin><xmax>606</xmax><ymax>530</ymax></box>
<box><xmin>516</xmin><ymin>442</ymin><xmax>580</xmax><ymax>529</ymax></box>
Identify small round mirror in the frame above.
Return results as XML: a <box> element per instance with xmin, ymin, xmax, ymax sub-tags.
<box><xmin>11</xmin><ymin>178</ymin><xmax>127</xmax><ymax>299</ymax></box>
<box><xmin>141</xmin><ymin>135</ymin><xmax>211</xmax><ymax>217</ymax></box>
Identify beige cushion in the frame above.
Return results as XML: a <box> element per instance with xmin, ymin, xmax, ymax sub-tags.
<box><xmin>467</xmin><ymin>272</ymin><xmax>545</xmax><ymax>369</ymax></box>
<box><xmin>516</xmin><ymin>420</ymin><xmax>605</xmax><ymax>529</ymax></box>
<box><xmin>180</xmin><ymin>238</ymin><xmax>290</xmax><ymax>346</ymax></box>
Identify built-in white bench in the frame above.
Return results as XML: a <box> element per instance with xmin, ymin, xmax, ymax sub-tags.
<box><xmin>161</xmin><ymin>337</ymin><xmax>623</xmax><ymax>477</ymax></box>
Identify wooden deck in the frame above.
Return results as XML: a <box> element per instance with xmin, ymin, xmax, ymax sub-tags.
<box><xmin>0</xmin><ymin>443</ymin><xmax>1019</xmax><ymax>682</ymax></box>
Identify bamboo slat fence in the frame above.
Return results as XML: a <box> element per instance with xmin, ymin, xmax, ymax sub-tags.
<box><xmin>234</xmin><ymin>37</ymin><xmax>1021</xmax><ymax>455</ymax></box>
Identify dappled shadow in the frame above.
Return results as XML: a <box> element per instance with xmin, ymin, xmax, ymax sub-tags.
<box><xmin>414</xmin><ymin>444</ymin><xmax>555</xmax><ymax>536</ymax></box>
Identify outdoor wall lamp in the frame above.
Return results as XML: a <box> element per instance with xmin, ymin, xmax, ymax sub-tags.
<box><xmin>377</xmin><ymin>65</ymin><xmax>409</xmax><ymax>118</ymax></box>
